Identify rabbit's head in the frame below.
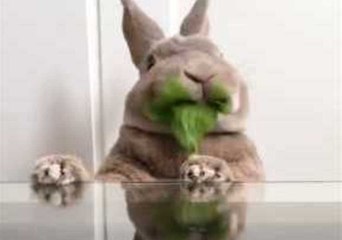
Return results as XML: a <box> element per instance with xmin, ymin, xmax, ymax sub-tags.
<box><xmin>122</xmin><ymin>0</ymin><xmax>249</xmax><ymax>136</ymax></box>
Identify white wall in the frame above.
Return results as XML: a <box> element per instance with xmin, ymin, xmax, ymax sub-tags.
<box><xmin>1</xmin><ymin>0</ymin><xmax>93</xmax><ymax>181</ymax></box>
<box><xmin>100</xmin><ymin>0</ymin><xmax>340</xmax><ymax>181</ymax></box>
<box><xmin>208</xmin><ymin>0</ymin><xmax>340</xmax><ymax>181</ymax></box>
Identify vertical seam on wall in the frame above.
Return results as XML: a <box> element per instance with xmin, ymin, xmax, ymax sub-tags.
<box><xmin>338</xmin><ymin>0</ymin><xmax>342</xmax><ymax>181</ymax></box>
<box><xmin>86</xmin><ymin>0</ymin><xmax>105</xmax><ymax>240</ymax></box>
<box><xmin>86</xmin><ymin>0</ymin><xmax>104</xmax><ymax>170</ymax></box>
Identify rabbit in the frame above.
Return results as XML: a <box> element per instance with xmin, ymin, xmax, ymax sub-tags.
<box><xmin>96</xmin><ymin>0</ymin><xmax>264</xmax><ymax>182</ymax></box>
<box><xmin>32</xmin><ymin>0</ymin><xmax>264</xmax><ymax>185</ymax></box>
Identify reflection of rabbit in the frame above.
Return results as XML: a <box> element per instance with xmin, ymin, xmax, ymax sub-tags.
<box><xmin>124</xmin><ymin>183</ymin><xmax>248</xmax><ymax>240</ymax></box>
<box><xmin>31</xmin><ymin>182</ymin><xmax>85</xmax><ymax>207</ymax></box>
<box><xmin>33</xmin><ymin>0</ymin><xmax>264</xmax><ymax>184</ymax></box>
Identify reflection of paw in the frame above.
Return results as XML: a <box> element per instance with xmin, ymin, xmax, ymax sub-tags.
<box><xmin>181</xmin><ymin>182</ymin><xmax>231</xmax><ymax>202</ymax></box>
<box><xmin>180</xmin><ymin>155</ymin><xmax>234</xmax><ymax>183</ymax></box>
<box><xmin>32</xmin><ymin>155</ymin><xmax>90</xmax><ymax>185</ymax></box>
<box><xmin>31</xmin><ymin>183</ymin><xmax>85</xmax><ymax>207</ymax></box>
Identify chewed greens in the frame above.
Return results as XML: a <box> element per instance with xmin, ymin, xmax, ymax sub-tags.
<box><xmin>171</xmin><ymin>104</ymin><xmax>218</xmax><ymax>153</ymax></box>
<box><xmin>145</xmin><ymin>76</ymin><xmax>231</xmax><ymax>153</ymax></box>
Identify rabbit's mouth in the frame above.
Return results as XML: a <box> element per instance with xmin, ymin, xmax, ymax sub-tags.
<box><xmin>144</xmin><ymin>77</ymin><xmax>232</xmax><ymax>153</ymax></box>
<box><xmin>145</xmin><ymin>77</ymin><xmax>232</xmax><ymax>120</ymax></box>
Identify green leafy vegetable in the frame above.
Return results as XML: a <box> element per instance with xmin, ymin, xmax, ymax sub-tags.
<box><xmin>145</xmin><ymin>76</ymin><xmax>231</xmax><ymax>153</ymax></box>
<box><xmin>171</xmin><ymin>104</ymin><xmax>218</xmax><ymax>153</ymax></box>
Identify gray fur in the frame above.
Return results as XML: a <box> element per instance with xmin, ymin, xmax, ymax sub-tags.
<box><xmin>180</xmin><ymin>0</ymin><xmax>210</xmax><ymax>36</ymax></box>
<box><xmin>121</xmin><ymin>0</ymin><xmax>165</xmax><ymax>67</ymax></box>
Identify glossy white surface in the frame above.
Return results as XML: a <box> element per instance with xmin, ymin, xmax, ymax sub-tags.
<box><xmin>0</xmin><ymin>182</ymin><xmax>341</xmax><ymax>240</ymax></box>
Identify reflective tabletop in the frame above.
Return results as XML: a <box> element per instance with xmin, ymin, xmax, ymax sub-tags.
<box><xmin>1</xmin><ymin>182</ymin><xmax>341</xmax><ymax>240</ymax></box>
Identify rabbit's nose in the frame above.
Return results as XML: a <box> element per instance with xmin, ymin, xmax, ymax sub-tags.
<box><xmin>184</xmin><ymin>71</ymin><xmax>213</xmax><ymax>84</ymax></box>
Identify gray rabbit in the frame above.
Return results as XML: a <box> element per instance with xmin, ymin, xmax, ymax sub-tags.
<box><xmin>32</xmin><ymin>0</ymin><xmax>264</xmax><ymax>184</ymax></box>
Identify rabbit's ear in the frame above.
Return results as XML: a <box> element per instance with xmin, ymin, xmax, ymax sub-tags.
<box><xmin>180</xmin><ymin>0</ymin><xmax>209</xmax><ymax>36</ymax></box>
<box><xmin>121</xmin><ymin>0</ymin><xmax>165</xmax><ymax>67</ymax></box>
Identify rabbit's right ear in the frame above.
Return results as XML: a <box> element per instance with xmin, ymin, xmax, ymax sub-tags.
<box><xmin>121</xmin><ymin>0</ymin><xmax>165</xmax><ymax>68</ymax></box>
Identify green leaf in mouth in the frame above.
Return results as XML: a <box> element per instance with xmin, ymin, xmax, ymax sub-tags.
<box><xmin>171</xmin><ymin>104</ymin><xmax>218</xmax><ymax>153</ymax></box>
<box><xmin>145</xmin><ymin>76</ymin><xmax>231</xmax><ymax>153</ymax></box>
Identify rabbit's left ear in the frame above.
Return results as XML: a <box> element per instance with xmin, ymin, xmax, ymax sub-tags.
<box><xmin>121</xmin><ymin>0</ymin><xmax>165</xmax><ymax>68</ymax></box>
<box><xmin>180</xmin><ymin>0</ymin><xmax>210</xmax><ymax>36</ymax></box>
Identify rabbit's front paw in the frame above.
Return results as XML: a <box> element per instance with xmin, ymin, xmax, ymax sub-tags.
<box><xmin>32</xmin><ymin>155</ymin><xmax>89</xmax><ymax>185</ymax></box>
<box><xmin>181</xmin><ymin>155</ymin><xmax>234</xmax><ymax>183</ymax></box>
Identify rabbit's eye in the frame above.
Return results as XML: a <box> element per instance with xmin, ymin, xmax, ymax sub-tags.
<box><xmin>146</xmin><ymin>54</ymin><xmax>156</xmax><ymax>71</ymax></box>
